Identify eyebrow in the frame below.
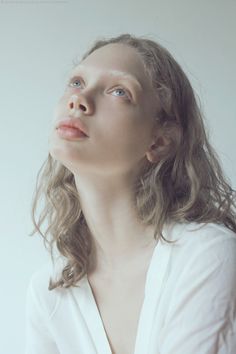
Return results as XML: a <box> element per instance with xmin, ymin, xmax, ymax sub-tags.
<box><xmin>69</xmin><ymin>65</ymin><xmax>143</xmax><ymax>91</ymax></box>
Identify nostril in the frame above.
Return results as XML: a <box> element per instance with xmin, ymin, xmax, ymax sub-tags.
<box><xmin>80</xmin><ymin>104</ymin><xmax>86</xmax><ymax>112</ymax></box>
<box><xmin>69</xmin><ymin>100</ymin><xmax>87</xmax><ymax>112</ymax></box>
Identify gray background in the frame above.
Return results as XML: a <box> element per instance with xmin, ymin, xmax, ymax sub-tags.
<box><xmin>0</xmin><ymin>0</ymin><xmax>235</xmax><ymax>352</ymax></box>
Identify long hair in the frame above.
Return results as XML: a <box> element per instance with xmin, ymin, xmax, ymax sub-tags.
<box><xmin>30</xmin><ymin>33</ymin><xmax>236</xmax><ymax>290</ymax></box>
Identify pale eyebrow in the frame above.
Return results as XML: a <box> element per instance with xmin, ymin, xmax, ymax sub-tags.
<box><xmin>68</xmin><ymin>65</ymin><xmax>143</xmax><ymax>91</ymax></box>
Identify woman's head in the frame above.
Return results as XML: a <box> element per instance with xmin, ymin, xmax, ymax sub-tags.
<box><xmin>49</xmin><ymin>41</ymin><xmax>174</xmax><ymax>180</ymax></box>
<box><xmin>31</xmin><ymin>33</ymin><xmax>236</xmax><ymax>289</ymax></box>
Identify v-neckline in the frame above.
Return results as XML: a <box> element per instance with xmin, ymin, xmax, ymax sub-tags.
<box><xmin>86</xmin><ymin>242</ymin><xmax>159</xmax><ymax>354</ymax></box>
<box><xmin>77</xmin><ymin>232</ymin><xmax>172</xmax><ymax>354</ymax></box>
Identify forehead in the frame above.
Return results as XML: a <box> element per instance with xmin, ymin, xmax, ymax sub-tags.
<box><xmin>70</xmin><ymin>64</ymin><xmax>143</xmax><ymax>91</ymax></box>
<box><xmin>72</xmin><ymin>43</ymin><xmax>152</xmax><ymax>90</ymax></box>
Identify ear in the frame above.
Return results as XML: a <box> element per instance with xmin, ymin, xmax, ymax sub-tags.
<box><xmin>145</xmin><ymin>134</ymin><xmax>171</xmax><ymax>163</ymax></box>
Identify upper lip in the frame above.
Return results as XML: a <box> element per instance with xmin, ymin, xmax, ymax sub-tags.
<box><xmin>57</xmin><ymin>118</ymin><xmax>89</xmax><ymax>136</ymax></box>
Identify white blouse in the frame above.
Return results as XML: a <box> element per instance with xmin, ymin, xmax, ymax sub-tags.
<box><xmin>25</xmin><ymin>222</ymin><xmax>236</xmax><ymax>354</ymax></box>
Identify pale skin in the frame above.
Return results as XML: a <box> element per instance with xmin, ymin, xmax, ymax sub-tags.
<box><xmin>48</xmin><ymin>42</ymin><xmax>170</xmax><ymax>354</ymax></box>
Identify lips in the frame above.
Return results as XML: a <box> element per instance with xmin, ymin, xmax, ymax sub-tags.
<box><xmin>56</xmin><ymin>118</ymin><xmax>89</xmax><ymax>137</ymax></box>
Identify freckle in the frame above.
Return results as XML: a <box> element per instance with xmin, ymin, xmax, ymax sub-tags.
<box><xmin>69</xmin><ymin>102</ymin><xmax>74</xmax><ymax>109</ymax></box>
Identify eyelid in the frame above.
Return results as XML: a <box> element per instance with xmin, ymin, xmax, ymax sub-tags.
<box><xmin>111</xmin><ymin>87</ymin><xmax>131</xmax><ymax>99</ymax></box>
<box><xmin>68</xmin><ymin>77</ymin><xmax>83</xmax><ymax>86</ymax></box>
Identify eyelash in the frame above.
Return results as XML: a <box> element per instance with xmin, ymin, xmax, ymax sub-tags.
<box><xmin>68</xmin><ymin>78</ymin><xmax>130</xmax><ymax>99</ymax></box>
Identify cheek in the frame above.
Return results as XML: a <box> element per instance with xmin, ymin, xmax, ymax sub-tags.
<box><xmin>52</xmin><ymin>95</ymin><xmax>69</xmax><ymax>122</ymax></box>
<box><xmin>99</xmin><ymin>109</ymin><xmax>152</xmax><ymax>154</ymax></box>
<box><xmin>99</xmin><ymin>103</ymin><xmax>144</xmax><ymax>131</ymax></box>
<box><xmin>114</xmin><ymin>113</ymin><xmax>152</xmax><ymax>143</ymax></box>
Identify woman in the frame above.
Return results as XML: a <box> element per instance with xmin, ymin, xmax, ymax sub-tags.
<box><xmin>25</xmin><ymin>33</ymin><xmax>236</xmax><ymax>354</ymax></box>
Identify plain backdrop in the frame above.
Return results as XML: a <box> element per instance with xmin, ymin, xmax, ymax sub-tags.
<box><xmin>0</xmin><ymin>0</ymin><xmax>235</xmax><ymax>353</ymax></box>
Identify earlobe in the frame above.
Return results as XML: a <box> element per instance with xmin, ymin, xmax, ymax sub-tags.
<box><xmin>146</xmin><ymin>136</ymin><xmax>170</xmax><ymax>163</ymax></box>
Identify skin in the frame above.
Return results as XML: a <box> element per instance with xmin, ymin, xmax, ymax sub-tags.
<box><xmin>48</xmin><ymin>43</ymin><xmax>170</xmax><ymax>281</ymax></box>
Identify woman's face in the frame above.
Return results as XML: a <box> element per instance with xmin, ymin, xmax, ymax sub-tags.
<box><xmin>48</xmin><ymin>43</ymin><xmax>159</xmax><ymax>177</ymax></box>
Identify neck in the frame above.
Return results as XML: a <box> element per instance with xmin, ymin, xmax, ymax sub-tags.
<box><xmin>74</xmin><ymin>172</ymin><xmax>157</xmax><ymax>275</ymax></box>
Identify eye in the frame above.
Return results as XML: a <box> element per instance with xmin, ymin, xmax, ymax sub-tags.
<box><xmin>68</xmin><ymin>78</ymin><xmax>83</xmax><ymax>88</ymax></box>
<box><xmin>68</xmin><ymin>78</ymin><xmax>130</xmax><ymax>99</ymax></box>
<box><xmin>112</xmin><ymin>87</ymin><xmax>130</xmax><ymax>99</ymax></box>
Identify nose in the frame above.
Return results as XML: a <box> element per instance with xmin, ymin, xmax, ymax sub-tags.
<box><xmin>68</xmin><ymin>94</ymin><xmax>93</xmax><ymax>115</ymax></box>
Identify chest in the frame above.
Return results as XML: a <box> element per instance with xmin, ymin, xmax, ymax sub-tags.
<box><xmin>87</xmin><ymin>273</ymin><xmax>147</xmax><ymax>354</ymax></box>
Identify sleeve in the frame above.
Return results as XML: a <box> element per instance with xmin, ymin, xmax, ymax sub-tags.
<box><xmin>159</xmin><ymin>236</ymin><xmax>236</xmax><ymax>354</ymax></box>
<box><xmin>24</xmin><ymin>275</ymin><xmax>60</xmax><ymax>354</ymax></box>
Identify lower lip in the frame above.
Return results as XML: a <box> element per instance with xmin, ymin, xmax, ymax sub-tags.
<box><xmin>56</xmin><ymin>126</ymin><xmax>88</xmax><ymax>139</ymax></box>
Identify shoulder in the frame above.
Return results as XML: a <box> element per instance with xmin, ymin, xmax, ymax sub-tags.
<box><xmin>27</xmin><ymin>256</ymin><xmax>66</xmax><ymax>318</ymax></box>
<box><xmin>164</xmin><ymin>222</ymin><xmax>236</xmax><ymax>278</ymax></box>
<box><xmin>163</xmin><ymin>222</ymin><xmax>236</xmax><ymax>319</ymax></box>
<box><xmin>159</xmin><ymin>223</ymin><xmax>236</xmax><ymax>352</ymax></box>
<box><xmin>166</xmin><ymin>221</ymin><xmax>236</xmax><ymax>250</ymax></box>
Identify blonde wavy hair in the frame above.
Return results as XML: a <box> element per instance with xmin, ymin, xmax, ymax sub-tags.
<box><xmin>30</xmin><ymin>33</ymin><xmax>236</xmax><ymax>290</ymax></box>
